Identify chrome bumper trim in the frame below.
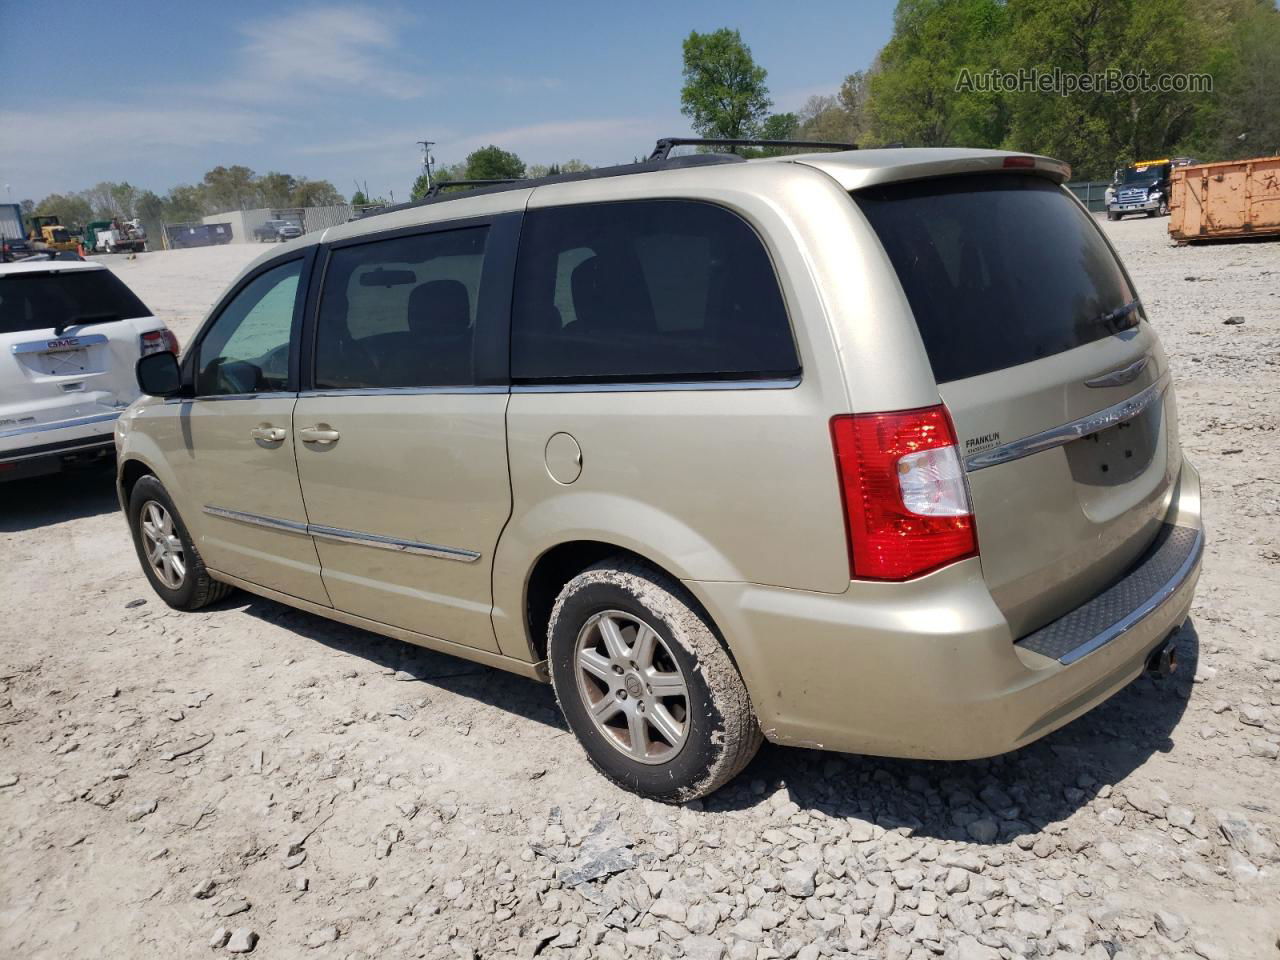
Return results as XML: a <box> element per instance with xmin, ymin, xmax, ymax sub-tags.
<box><xmin>965</xmin><ymin>373</ymin><xmax>1170</xmax><ymax>472</ymax></box>
<box><xmin>202</xmin><ymin>506</ymin><xmax>479</xmax><ymax>562</ymax></box>
<box><xmin>0</xmin><ymin>410</ymin><xmax>121</xmax><ymax>440</ymax></box>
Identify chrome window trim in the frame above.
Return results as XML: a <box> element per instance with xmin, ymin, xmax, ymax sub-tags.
<box><xmin>202</xmin><ymin>505</ymin><xmax>480</xmax><ymax>562</ymax></box>
<box><xmin>965</xmin><ymin>373</ymin><xmax>1170</xmax><ymax>472</ymax></box>
<box><xmin>1056</xmin><ymin>527</ymin><xmax>1203</xmax><ymax>666</ymax></box>
<box><xmin>510</xmin><ymin>376</ymin><xmax>802</xmax><ymax>395</ymax></box>
<box><xmin>163</xmin><ymin>392</ymin><xmax>292</xmax><ymax>404</ymax></box>
<box><xmin>11</xmin><ymin>333</ymin><xmax>110</xmax><ymax>355</ymax></box>
<box><xmin>297</xmin><ymin>385</ymin><xmax>508</xmax><ymax>399</ymax></box>
<box><xmin>203</xmin><ymin>505</ymin><xmax>310</xmax><ymax>535</ymax></box>
<box><xmin>0</xmin><ymin>410</ymin><xmax>121</xmax><ymax>440</ymax></box>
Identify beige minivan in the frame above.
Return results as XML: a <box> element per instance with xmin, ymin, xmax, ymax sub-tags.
<box><xmin>119</xmin><ymin>143</ymin><xmax>1204</xmax><ymax>801</ymax></box>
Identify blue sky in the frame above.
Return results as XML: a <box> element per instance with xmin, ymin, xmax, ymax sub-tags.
<box><xmin>0</xmin><ymin>1</ymin><xmax>895</xmax><ymax>204</ymax></box>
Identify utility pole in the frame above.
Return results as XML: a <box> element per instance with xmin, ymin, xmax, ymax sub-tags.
<box><xmin>417</xmin><ymin>140</ymin><xmax>435</xmax><ymax>191</ymax></box>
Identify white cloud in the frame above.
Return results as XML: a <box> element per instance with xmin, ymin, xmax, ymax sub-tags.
<box><xmin>216</xmin><ymin>5</ymin><xmax>435</xmax><ymax>102</ymax></box>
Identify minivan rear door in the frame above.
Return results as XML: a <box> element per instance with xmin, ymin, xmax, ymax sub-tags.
<box><xmin>853</xmin><ymin>174</ymin><xmax>1180</xmax><ymax>637</ymax></box>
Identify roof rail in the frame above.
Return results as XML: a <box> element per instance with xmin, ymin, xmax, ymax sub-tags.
<box><xmin>649</xmin><ymin>137</ymin><xmax>857</xmax><ymax>161</ymax></box>
<box><xmin>426</xmin><ymin>178</ymin><xmax>524</xmax><ymax>198</ymax></box>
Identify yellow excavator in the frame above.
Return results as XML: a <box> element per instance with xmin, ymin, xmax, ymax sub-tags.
<box><xmin>27</xmin><ymin>215</ymin><xmax>80</xmax><ymax>253</ymax></box>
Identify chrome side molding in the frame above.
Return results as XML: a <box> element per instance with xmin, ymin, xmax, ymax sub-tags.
<box><xmin>203</xmin><ymin>506</ymin><xmax>479</xmax><ymax>563</ymax></box>
<box><xmin>203</xmin><ymin>505</ymin><xmax>309</xmax><ymax>534</ymax></box>
<box><xmin>309</xmin><ymin>524</ymin><xmax>481</xmax><ymax>562</ymax></box>
<box><xmin>965</xmin><ymin>373</ymin><xmax>1170</xmax><ymax>472</ymax></box>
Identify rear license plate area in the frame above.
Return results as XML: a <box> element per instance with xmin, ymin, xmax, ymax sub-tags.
<box><xmin>1066</xmin><ymin>404</ymin><xmax>1162</xmax><ymax>486</ymax></box>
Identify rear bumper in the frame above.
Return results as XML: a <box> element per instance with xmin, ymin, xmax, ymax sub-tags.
<box><xmin>690</xmin><ymin>456</ymin><xmax>1203</xmax><ymax>759</ymax></box>
<box><xmin>0</xmin><ymin>411</ymin><xmax>120</xmax><ymax>478</ymax></box>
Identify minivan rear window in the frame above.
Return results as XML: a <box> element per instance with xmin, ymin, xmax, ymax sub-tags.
<box><xmin>0</xmin><ymin>268</ymin><xmax>151</xmax><ymax>335</ymax></box>
<box><xmin>854</xmin><ymin>174</ymin><xmax>1139</xmax><ymax>384</ymax></box>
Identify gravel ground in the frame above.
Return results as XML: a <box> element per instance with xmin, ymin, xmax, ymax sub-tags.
<box><xmin>1</xmin><ymin>218</ymin><xmax>1278</xmax><ymax>960</ymax></box>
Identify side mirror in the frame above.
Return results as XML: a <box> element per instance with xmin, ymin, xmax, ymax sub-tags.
<box><xmin>136</xmin><ymin>351</ymin><xmax>183</xmax><ymax>397</ymax></box>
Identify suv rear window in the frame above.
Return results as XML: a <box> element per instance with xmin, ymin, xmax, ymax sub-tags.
<box><xmin>511</xmin><ymin>200</ymin><xmax>798</xmax><ymax>383</ymax></box>
<box><xmin>0</xmin><ymin>268</ymin><xmax>151</xmax><ymax>335</ymax></box>
<box><xmin>854</xmin><ymin>175</ymin><xmax>1139</xmax><ymax>384</ymax></box>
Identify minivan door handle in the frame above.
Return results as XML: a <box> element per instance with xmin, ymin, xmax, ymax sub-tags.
<box><xmin>298</xmin><ymin>425</ymin><xmax>340</xmax><ymax>445</ymax></box>
<box><xmin>249</xmin><ymin>425</ymin><xmax>287</xmax><ymax>442</ymax></box>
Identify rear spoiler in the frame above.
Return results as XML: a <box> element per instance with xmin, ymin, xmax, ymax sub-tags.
<box><xmin>797</xmin><ymin>150</ymin><xmax>1073</xmax><ymax>192</ymax></box>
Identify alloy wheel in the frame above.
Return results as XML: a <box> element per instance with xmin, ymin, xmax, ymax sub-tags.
<box><xmin>573</xmin><ymin>610</ymin><xmax>690</xmax><ymax>764</ymax></box>
<box><xmin>140</xmin><ymin>500</ymin><xmax>186</xmax><ymax>589</ymax></box>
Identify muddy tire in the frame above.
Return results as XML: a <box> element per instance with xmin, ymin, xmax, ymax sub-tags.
<box><xmin>547</xmin><ymin>558</ymin><xmax>762</xmax><ymax>802</ymax></box>
<box><xmin>127</xmin><ymin>475</ymin><xmax>233</xmax><ymax>611</ymax></box>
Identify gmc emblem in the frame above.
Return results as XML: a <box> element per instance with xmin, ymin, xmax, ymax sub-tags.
<box><xmin>46</xmin><ymin>337</ymin><xmax>80</xmax><ymax>350</ymax></box>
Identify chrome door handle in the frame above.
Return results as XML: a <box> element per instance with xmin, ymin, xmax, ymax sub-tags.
<box><xmin>249</xmin><ymin>425</ymin><xmax>287</xmax><ymax>442</ymax></box>
<box><xmin>298</xmin><ymin>425</ymin><xmax>340</xmax><ymax>444</ymax></box>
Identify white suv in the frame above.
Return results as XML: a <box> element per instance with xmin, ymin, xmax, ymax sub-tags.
<box><xmin>1</xmin><ymin>259</ymin><xmax>177</xmax><ymax>481</ymax></box>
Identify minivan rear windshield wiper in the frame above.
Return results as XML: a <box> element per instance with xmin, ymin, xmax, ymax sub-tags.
<box><xmin>1097</xmin><ymin>299</ymin><xmax>1140</xmax><ymax>333</ymax></box>
<box><xmin>54</xmin><ymin>312</ymin><xmax>120</xmax><ymax>336</ymax></box>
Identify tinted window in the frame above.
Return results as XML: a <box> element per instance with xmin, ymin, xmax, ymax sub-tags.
<box><xmin>511</xmin><ymin>201</ymin><xmax>798</xmax><ymax>383</ymax></box>
<box><xmin>0</xmin><ymin>268</ymin><xmax>151</xmax><ymax>335</ymax></box>
<box><xmin>314</xmin><ymin>228</ymin><xmax>488</xmax><ymax>389</ymax></box>
<box><xmin>196</xmin><ymin>259</ymin><xmax>300</xmax><ymax>396</ymax></box>
<box><xmin>854</xmin><ymin>175</ymin><xmax>1139</xmax><ymax>384</ymax></box>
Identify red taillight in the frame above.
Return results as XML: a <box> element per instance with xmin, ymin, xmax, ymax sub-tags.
<box><xmin>140</xmin><ymin>328</ymin><xmax>180</xmax><ymax>357</ymax></box>
<box><xmin>1003</xmin><ymin>155</ymin><xmax>1036</xmax><ymax>169</ymax></box>
<box><xmin>830</xmin><ymin>406</ymin><xmax>978</xmax><ymax>581</ymax></box>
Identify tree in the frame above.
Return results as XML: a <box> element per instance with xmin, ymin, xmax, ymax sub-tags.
<box><xmin>19</xmin><ymin>199</ymin><xmax>34</xmax><ymax>216</ymax></box>
<box><xmin>290</xmin><ymin>179</ymin><xmax>343</xmax><ymax>207</ymax></box>
<box><xmin>865</xmin><ymin>0</ymin><xmax>1007</xmax><ymax>148</ymax></box>
<box><xmin>164</xmin><ymin>184</ymin><xmax>207</xmax><ymax>223</ymax></box>
<box><xmin>256</xmin><ymin>171</ymin><xmax>299</xmax><ymax>208</ymax></box>
<box><xmin>680</xmin><ymin>28</ymin><xmax>772</xmax><ymax>142</ymax></box>
<box><xmin>34</xmin><ymin>193</ymin><xmax>93</xmax><ymax>230</ymax></box>
<box><xmin>201</xmin><ymin>165</ymin><xmax>258</xmax><ymax>212</ymax></box>
<box><xmin>351</xmin><ymin>190</ymin><xmax>369</xmax><ymax>206</ymax></box>
<box><xmin>463</xmin><ymin>145</ymin><xmax>525</xmax><ymax>180</ymax></box>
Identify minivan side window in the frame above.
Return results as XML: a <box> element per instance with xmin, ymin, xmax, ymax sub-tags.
<box><xmin>196</xmin><ymin>259</ymin><xmax>301</xmax><ymax>396</ymax></box>
<box><xmin>314</xmin><ymin>227</ymin><xmax>488</xmax><ymax>390</ymax></box>
<box><xmin>511</xmin><ymin>200</ymin><xmax>798</xmax><ymax>383</ymax></box>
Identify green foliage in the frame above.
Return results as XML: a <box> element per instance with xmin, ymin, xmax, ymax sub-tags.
<box><xmin>463</xmin><ymin>145</ymin><xmax>526</xmax><ymax>180</ymax></box>
<box><xmin>350</xmin><ymin>190</ymin><xmax>368</xmax><ymax>206</ymax></box>
<box><xmin>31</xmin><ymin>166</ymin><xmax>348</xmax><ymax>233</ymax></box>
<box><xmin>680</xmin><ymin>28</ymin><xmax>772</xmax><ymax>141</ymax></box>
<box><xmin>34</xmin><ymin>193</ymin><xmax>93</xmax><ymax>231</ymax></box>
<box><xmin>866</xmin><ymin>0</ymin><xmax>1007</xmax><ymax>148</ymax></box>
<box><xmin>778</xmin><ymin>0</ymin><xmax>1276</xmax><ymax>178</ymax></box>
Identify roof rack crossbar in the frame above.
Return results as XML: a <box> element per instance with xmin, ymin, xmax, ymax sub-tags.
<box><xmin>649</xmin><ymin>137</ymin><xmax>857</xmax><ymax>161</ymax></box>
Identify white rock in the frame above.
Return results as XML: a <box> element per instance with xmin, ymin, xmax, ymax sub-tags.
<box><xmin>1155</xmin><ymin>909</ymin><xmax>1187</xmax><ymax>942</ymax></box>
<box><xmin>649</xmin><ymin>898</ymin><xmax>686</xmax><ymax>923</ymax></box>
<box><xmin>682</xmin><ymin>935</ymin><xmax>726</xmax><ymax>960</ymax></box>
<box><xmin>209</xmin><ymin>928</ymin><xmax>230</xmax><ymax>948</ymax></box>
<box><xmin>305</xmin><ymin>927</ymin><xmax>338</xmax><ymax>948</ymax></box>
<box><xmin>1012</xmin><ymin>911</ymin><xmax>1051</xmax><ymax>939</ymax></box>
<box><xmin>948</xmin><ymin>935</ymin><xmax>1001</xmax><ymax>960</ymax></box>
<box><xmin>686</xmin><ymin>903</ymin><xmax>718</xmax><ymax>936</ymax></box>
<box><xmin>226</xmin><ymin>928</ymin><xmax>258</xmax><ymax>954</ymax></box>
<box><xmin>782</xmin><ymin>863</ymin><xmax>817</xmax><ymax>898</ymax></box>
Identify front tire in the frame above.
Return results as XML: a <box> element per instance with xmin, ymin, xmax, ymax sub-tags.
<box><xmin>128</xmin><ymin>475</ymin><xmax>232</xmax><ymax>610</ymax></box>
<box><xmin>547</xmin><ymin>559</ymin><xmax>761</xmax><ymax>802</ymax></box>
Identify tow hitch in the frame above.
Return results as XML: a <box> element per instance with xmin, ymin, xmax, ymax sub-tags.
<box><xmin>1146</xmin><ymin>639</ymin><xmax>1178</xmax><ymax>677</ymax></box>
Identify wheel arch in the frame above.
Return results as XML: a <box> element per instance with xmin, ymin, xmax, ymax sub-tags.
<box><xmin>520</xmin><ymin>538</ymin><xmax>734</xmax><ymax>668</ymax></box>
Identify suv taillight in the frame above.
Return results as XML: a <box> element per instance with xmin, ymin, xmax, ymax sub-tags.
<box><xmin>830</xmin><ymin>405</ymin><xmax>977</xmax><ymax>581</ymax></box>
<box><xmin>140</xmin><ymin>328</ymin><xmax>180</xmax><ymax>357</ymax></box>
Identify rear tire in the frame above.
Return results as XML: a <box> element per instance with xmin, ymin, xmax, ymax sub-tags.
<box><xmin>547</xmin><ymin>559</ymin><xmax>761</xmax><ymax>802</ymax></box>
<box><xmin>1107</xmin><ymin>211</ymin><xmax>1120</xmax><ymax>221</ymax></box>
<box><xmin>127</xmin><ymin>475</ymin><xmax>233</xmax><ymax>611</ymax></box>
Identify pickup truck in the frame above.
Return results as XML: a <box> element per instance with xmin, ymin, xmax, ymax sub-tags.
<box><xmin>253</xmin><ymin>219</ymin><xmax>303</xmax><ymax>242</ymax></box>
